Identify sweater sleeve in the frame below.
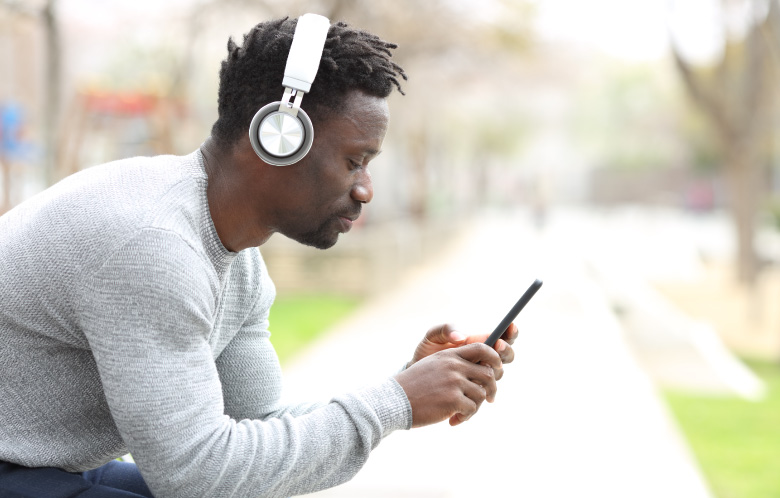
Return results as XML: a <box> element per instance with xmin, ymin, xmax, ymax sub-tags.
<box><xmin>79</xmin><ymin>229</ymin><xmax>412</xmax><ymax>498</ymax></box>
<box><xmin>215</xmin><ymin>288</ymin><xmax>324</xmax><ymax>421</ymax></box>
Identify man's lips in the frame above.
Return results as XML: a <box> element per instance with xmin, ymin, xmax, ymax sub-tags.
<box><xmin>337</xmin><ymin>212</ymin><xmax>360</xmax><ymax>232</ymax></box>
<box><xmin>337</xmin><ymin>216</ymin><xmax>353</xmax><ymax>232</ymax></box>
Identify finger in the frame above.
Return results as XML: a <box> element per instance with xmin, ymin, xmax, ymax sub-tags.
<box><xmin>461</xmin><ymin>375</ymin><xmax>489</xmax><ymax>406</ymax></box>
<box><xmin>455</xmin><ymin>343</ymin><xmax>502</xmax><ymax>370</ymax></box>
<box><xmin>449</xmin><ymin>413</ymin><xmax>465</xmax><ymax>426</ymax></box>
<box><xmin>449</xmin><ymin>412</ymin><xmax>472</xmax><ymax>426</ymax></box>
<box><xmin>495</xmin><ymin>339</ymin><xmax>515</xmax><ymax>365</ymax></box>
<box><xmin>502</xmin><ymin>323</ymin><xmax>519</xmax><ymax>345</ymax></box>
<box><xmin>458</xmin><ymin>361</ymin><xmax>498</xmax><ymax>401</ymax></box>
<box><xmin>493</xmin><ymin>363</ymin><xmax>505</xmax><ymax>381</ymax></box>
<box><xmin>463</xmin><ymin>333</ymin><xmax>489</xmax><ymax>345</ymax></box>
<box><xmin>424</xmin><ymin>323</ymin><xmax>466</xmax><ymax>345</ymax></box>
<box><xmin>461</xmin><ymin>323</ymin><xmax>520</xmax><ymax>348</ymax></box>
<box><xmin>450</xmin><ymin>389</ymin><xmax>480</xmax><ymax>426</ymax></box>
<box><xmin>449</xmin><ymin>408</ymin><xmax>477</xmax><ymax>426</ymax></box>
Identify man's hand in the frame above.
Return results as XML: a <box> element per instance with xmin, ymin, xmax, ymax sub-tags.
<box><xmin>394</xmin><ymin>343</ymin><xmax>502</xmax><ymax>427</ymax></box>
<box><xmin>408</xmin><ymin>323</ymin><xmax>519</xmax><ymax>378</ymax></box>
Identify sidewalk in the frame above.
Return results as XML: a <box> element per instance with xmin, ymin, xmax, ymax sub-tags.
<box><xmin>281</xmin><ymin>209</ymin><xmax>714</xmax><ymax>498</ymax></box>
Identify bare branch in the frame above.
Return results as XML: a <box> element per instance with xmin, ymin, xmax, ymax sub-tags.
<box><xmin>670</xmin><ymin>46</ymin><xmax>733</xmax><ymax>138</ymax></box>
<box><xmin>758</xmin><ymin>0</ymin><xmax>780</xmax><ymax>82</ymax></box>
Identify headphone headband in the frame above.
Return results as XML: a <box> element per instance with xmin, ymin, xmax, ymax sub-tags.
<box><xmin>282</xmin><ymin>14</ymin><xmax>330</xmax><ymax>93</ymax></box>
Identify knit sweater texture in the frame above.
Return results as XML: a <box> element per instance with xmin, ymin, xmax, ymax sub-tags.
<box><xmin>0</xmin><ymin>149</ymin><xmax>412</xmax><ymax>497</ymax></box>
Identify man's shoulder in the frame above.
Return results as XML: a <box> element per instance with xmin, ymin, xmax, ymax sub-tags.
<box><xmin>78</xmin><ymin>151</ymin><xmax>205</xmax><ymax>206</ymax></box>
<box><xmin>76</xmin><ymin>151</ymin><xmax>206</xmax><ymax>233</ymax></box>
<box><xmin>1</xmin><ymin>150</ymin><xmax>212</xmax><ymax>275</ymax></box>
<box><xmin>19</xmin><ymin>151</ymin><xmax>204</xmax><ymax>222</ymax></box>
<box><xmin>92</xmin><ymin>152</ymin><xmax>220</xmax><ymax>273</ymax></box>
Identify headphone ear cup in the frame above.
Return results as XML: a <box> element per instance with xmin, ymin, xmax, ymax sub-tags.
<box><xmin>248</xmin><ymin>102</ymin><xmax>314</xmax><ymax>166</ymax></box>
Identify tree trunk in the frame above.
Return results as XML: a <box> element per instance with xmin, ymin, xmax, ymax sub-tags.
<box><xmin>42</xmin><ymin>0</ymin><xmax>60</xmax><ymax>186</ymax></box>
<box><xmin>407</xmin><ymin>130</ymin><xmax>429</xmax><ymax>220</ymax></box>
<box><xmin>724</xmin><ymin>137</ymin><xmax>762</xmax><ymax>284</ymax></box>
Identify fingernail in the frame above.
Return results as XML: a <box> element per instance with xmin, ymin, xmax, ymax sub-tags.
<box><xmin>450</xmin><ymin>331</ymin><xmax>466</xmax><ymax>342</ymax></box>
<box><xmin>498</xmin><ymin>341</ymin><xmax>507</xmax><ymax>352</ymax></box>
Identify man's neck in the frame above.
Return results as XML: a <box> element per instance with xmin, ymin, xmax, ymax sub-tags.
<box><xmin>200</xmin><ymin>138</ymin><xmax>274</xmax><ymax>252</ymax></box>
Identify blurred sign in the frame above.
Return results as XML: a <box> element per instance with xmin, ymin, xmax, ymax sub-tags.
<box><xmin>0</xmin><ymin>102</ymin><xmax>24</xmax><ymax>159</ymax></box>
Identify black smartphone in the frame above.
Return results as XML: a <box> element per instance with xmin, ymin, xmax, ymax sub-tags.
<box><xmin>484</xmin><ymin>279</ymin><xmax>543</xmax><ymax>347</ymax></box>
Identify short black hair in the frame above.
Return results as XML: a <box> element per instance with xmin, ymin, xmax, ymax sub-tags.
<box><xmin>210</xmin><ymin>17</ymin><xmax>407</xmax><ymax>149</ymax></box>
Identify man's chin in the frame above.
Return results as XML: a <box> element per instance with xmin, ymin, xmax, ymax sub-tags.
<box><xmin>303</xmin><ymin>237</ymin><xmax>339</xmax><ymax>250</ymax></box>
<box><xmin>288</xmin><ymin>231</ymin><xmax>340</xmax><ymax>250</ymax></box>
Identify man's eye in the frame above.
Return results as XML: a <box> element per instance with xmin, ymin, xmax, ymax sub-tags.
<box><xmin>348</xmin><ymin>159</ymin><xmax>361</xmax><ymax>170</ymax></box>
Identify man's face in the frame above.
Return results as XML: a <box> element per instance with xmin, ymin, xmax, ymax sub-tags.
<box><xmin>267</xmin><ymin>90</ymin><xmax>389</xmax><ymax>249</ymax></box>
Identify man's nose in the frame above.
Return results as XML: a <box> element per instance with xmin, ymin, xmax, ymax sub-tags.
<box><xmin>351</xmin><ymin>170</ymin><xmax>373</xmax><ymax>203</ymax></box>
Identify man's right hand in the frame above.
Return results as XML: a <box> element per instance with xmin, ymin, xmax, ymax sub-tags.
<box><xmin>393</xmin><ymin>343</ymin><xmax>502</xmax><ymax>428</ymax></box>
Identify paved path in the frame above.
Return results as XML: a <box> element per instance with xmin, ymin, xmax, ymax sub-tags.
<box><xmin>281</xmin><ymin>209</ymin><xmax>714</xmax><ymax>498</ymax></box>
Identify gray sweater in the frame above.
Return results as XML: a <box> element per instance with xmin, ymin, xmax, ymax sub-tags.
<box><xmin>0</xmin><ymin>149</ymin><xmax>412</xmax><ymax>497</ymax></box>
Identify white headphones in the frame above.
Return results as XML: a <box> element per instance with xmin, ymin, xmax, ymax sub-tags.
<box><xmin>248</xmin><ymin>13</ymin><xmax>330</xmax><ymax>166</ymax></box>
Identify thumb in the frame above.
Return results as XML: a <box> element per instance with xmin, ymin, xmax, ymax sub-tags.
<box><xmin>411</xmin><ymin>324</ymin><xmax>468</xmax><ymax>365</ymax></box>
<box><xmin>424</xmin><ymin>324</ymin><xmax>466</xmax><ymax>345</ymax></box>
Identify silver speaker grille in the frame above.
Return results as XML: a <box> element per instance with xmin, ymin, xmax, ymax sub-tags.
<box><xmin>259</xmin><ymin>112</ymin><xmax>304</xmax><ymax>157</ymax></box>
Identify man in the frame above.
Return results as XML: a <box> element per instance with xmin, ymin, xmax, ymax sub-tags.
<box><xmin>0</xmin><ymin>16</ymin><xmax>517</xmax><ymax>498</ymax></box>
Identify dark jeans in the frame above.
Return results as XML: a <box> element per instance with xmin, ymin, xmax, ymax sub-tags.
<box><xmin>0</xmin><ymin>459</ymin><xmax>154</xmax><ymax>497</ymax></box>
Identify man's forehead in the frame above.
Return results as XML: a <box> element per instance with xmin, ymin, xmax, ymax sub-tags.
<box><xmin>322</xmin><ymin>94</ymin><xmax>388</xmax><ymax>134</ymax></box>
<box><xmin>338</xmin><ymin>90</ymin><xmax>389</xmax><ymax>116</ymax></box>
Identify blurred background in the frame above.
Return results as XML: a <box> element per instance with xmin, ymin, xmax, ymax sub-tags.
<box><xmin>2</xmin><ymin>0</ymin><xmax>779</xmax><ymax>496</ymax></box>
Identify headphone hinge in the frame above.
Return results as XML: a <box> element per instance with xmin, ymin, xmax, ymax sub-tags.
<box><xmin>278</xmin><ymin>87</ymin><xmax>304</xmax><ymax>117</ymax></box>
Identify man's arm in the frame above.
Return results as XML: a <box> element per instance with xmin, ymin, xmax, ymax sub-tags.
<box><xmin>80</xmin><ymin>229</ymin><xmax>411</xmax><ymax>498</ymax></box>
<box><xmin>215</xmin><ymin>287</ymin><xmax>324</xmax><ymax>421</ymax></box>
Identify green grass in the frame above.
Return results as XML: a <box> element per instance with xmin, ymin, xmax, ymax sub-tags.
<box><xmin>268</xmin><ymin>294</ymin><xmax>362</xmax><ymax>364</ymax></box>
<box><xmin>664</xmin><ymin>359</ymin><xmax>780</xmax><ymax>498</ymax></box>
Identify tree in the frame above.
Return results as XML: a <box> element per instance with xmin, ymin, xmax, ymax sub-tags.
<box><xmin>671</xmin><ymin>0</ymin><xmax>778</xmax><ymax>284</ymax></box>
<box><xmin>0</xmin><ymin>0</ymin><xmax>61</xmax><ymax>188</ymax></box>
